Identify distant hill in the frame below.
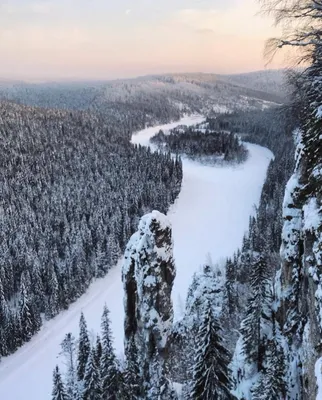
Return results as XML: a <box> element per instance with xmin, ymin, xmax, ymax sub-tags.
<box><xmin>0</xmin><ymin>70</ymin><xmax>286</xmax><ymax>119</ymax></box>
<box><xmin>220</xmin><ymin>70</ymin><xmax>287</xmax><ymax>99</ymax></box>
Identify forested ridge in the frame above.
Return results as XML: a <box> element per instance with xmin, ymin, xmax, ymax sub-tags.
<box><xmin>0</xmin><ymin>73</ymin><xmax>282</xmax><ymax>119</ymax></box>
<box><xmin>0</xmin><ymin>100</ymin><xmax>182</xmax><ymax>357</ymax></box>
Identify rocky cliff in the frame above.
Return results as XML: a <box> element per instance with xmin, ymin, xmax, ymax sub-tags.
<box><xmin>122</xmin><ymin>210</ymin><xmax>176</xmax><ymax>396</ymax></box>
<box><xmin>279</xmin><ymin>122</ymin><xmax>322</xmax><ymax>399</ymax></box>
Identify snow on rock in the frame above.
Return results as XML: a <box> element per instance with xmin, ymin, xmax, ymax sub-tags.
<box><xmin>303</xmin><ymin>198</ymin><xmax>321</xmax><ymax>233</ymax></box>
<box><xmin>316</xmin><ymin>105</ymin><xmax>322</xmax><ymax>119</ymax></box>
<box><xmin>122</xmin><ymin>210</ymin><xmax>176</xmax><ymax>379</ymax></box>
<box><xmin>281</xmin><ymin>173</ymin><xmax>302</xmax><ymax>262</ymax></box>
<box><xmin>184</xmin><ymin>260</ymin><xmax>224</xmax><ymax>329</ymax></box>
<box><xmin>315</xmin><ymin>357</ymin><xmax>322</xmax><ymax>399</ymax></box>
<box><xmin>230</xmin><ymin>337</ymin><xmax>258</xmax><ymax>399</ymax></box>
<box><xmin>172</xmin><ymin>382</ymin><xmax>183</xmax><ymax>397</ymax></box>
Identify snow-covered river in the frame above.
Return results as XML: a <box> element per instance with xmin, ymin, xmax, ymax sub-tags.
<box><xmin>0</xmin><ymin>115</ymin><xmax>273</xmax><ymax>400</ymax></box>
<box><xmin>132</xmin><ymin>115</ymin><xmax>273</xmax><ymax>316</ymax></box>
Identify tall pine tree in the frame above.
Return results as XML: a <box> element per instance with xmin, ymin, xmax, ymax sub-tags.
<box><xmin>19</xmin><ymin>280</ymin><xmax>38</xmax><ymax>343</ymax></box>
<box><xmin>60</xmin><ymin>333</ymin><xmax>78</xmax><ymax>400</ymax></box>
<box><xmin>83</xmin><ymin>348</ymin><xmax>102</xmax><ymax>400</ymax></box>
<box><xmin>190</xmin><ymin>302</ymin><xmax>234</xmax><ymax>399</ymax></box>
<box><xmin>251</xmin><ymin>336</ymin><xmax>286</xmax><ymax>399</ymax></box>
<box><xmin>94</xmin><ymin>335</ymin><xmax>103</xmax><ymax>368</ymax></box>
<box><xmin>0</xmin><ymin>277</ymin><xmax>9</xmax><ymax>357</ymax></box>
<box><xmin>77</xmin><ymin>312</ymin><xmax>91</xmax><ymax>382</ymax></box>
<box><xmin>122</xmin><ymin>336</ymin><xmax>140</xmax><ymax>399</ymax></box>
<box><xmin>240</xmin><ymin>253</ymin><xmax>272</xmax><ymax>371</ymax></box>
<box><xmin>100</xmin><ymin>305</ymin><xmax>119</xmax><ymax>400</ymax></box>
<box><xmin>52</xmin><ymin>366</ymin><xmax>68</xmax><ymax>400</ymax></box>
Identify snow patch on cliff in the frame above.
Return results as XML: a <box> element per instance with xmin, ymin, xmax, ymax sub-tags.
<box><xmin>315</xmin><ymin>357</ymin><xmax>322</xmax><ymax>400</ymax></box>
<box><xmin>303</xmin><ymin>198</ymin><xmax>321</xmax><ymax>232</ymax></box>
<box><xmin>281</xmin><ymin>173</ymin><xmax>302</xmax><ymax>262</ymax></box>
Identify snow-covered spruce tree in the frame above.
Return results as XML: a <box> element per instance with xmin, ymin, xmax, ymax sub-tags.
<box><xmin>251</xmin><ymin>336</ymin><xmax>286</xmax><ymax>400</ymax></box>
<box><xmin>0</xmin><ymin>272</ymin><xmax>18</xmax><ymax>357</ymax></box>
<box><xmin>6</xmin><ymin>311</ymin><xmax>17</xmax><ymax>356</ymax></box>
<box><xmin>45</xmin><ymin>263</ymin><xmax>60</xmax><ymax>319</ymax></box>
<box><xmin>122</xmin><ymin>336</ymin><xmax>140</xmax><ymax>399</ymax></box>
<box><xmin>147</xmin><ymin>348</ymin><xmax>178</xmax><ymax>400</ymax></box>
<box><xmin>147</xmin><ymin>349</ymin><xmax>165</xmax><ymax>399</ymax></box>
<box><xmin>77</xmin><ymin>312</ymin><xmax>91</xmax><ymax>382</ymax></box>
<box><xmin>185</xmin><ymin>261</ymin><xmax>224</xmax><ymax>323</ymax></box>
<box><xmin>0</xmin><ymin>277</ymin><xmax>10</xmax><ymax>357</ymax></box>
<box><xmin>83</xmin><ymin>349</ymin><xmax>102</xmax><ymax>400</ymax></box>
<box><xmin>122</xmin><ymin>210</ymin><xmax>176</xmax><ymax>397</ymax></box>
<box><xmin>225</xmin><ymin>257</ymin><xmax>238</xmax><ymax>316</ymax></box>
<box><xmin>30</xmin><ymin>256</ymin><xmax>46</xmax><ymax>314</ymax></box>
<box><xmin>190</xmin><ymin>301</ymin><xmax>234</xmax><ymax>399</ymax></box>
<box><xmin>170</xmin><ymin>260</ymin><xmax>225</xmax><ymax>384</ymax></box>
<box><xmin>19</xmin><ymin>279</ymin><xmax>39</xmax><ymax>343</ymax></box>
<box><xmin>239</xmin><ymin>253</ymin><xmax>272</xmax><ymax>371</ymax></box>
<box><xmin>94</xmin><ymin>335</ymin><xmax>103</xmax><ymax>369</ymax></box>
<box><xmin>159</xmin><ymin>379</ymin><xmax>178</xmax><ymax>400</ymax></box>
<box><xmin>100</xmin><ymin>305</ymin><xmax>120</xmax><ymax>400</ymax></box>
<box><xmin>52</xmin><ymin>366</ymin><xmax>68</xmax><ymax>400</ymax></box>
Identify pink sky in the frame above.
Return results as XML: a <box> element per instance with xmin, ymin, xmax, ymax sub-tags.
<box><xmin>0</xmin><ymin>0</ymin><xmax>285</xmax><ymax>80</ymax></box>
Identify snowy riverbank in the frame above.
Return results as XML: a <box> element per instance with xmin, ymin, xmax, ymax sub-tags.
<box><xmin>0</xmin><ymin>115</ymin><xmax>273</xmax><ymax>400</ymax></box>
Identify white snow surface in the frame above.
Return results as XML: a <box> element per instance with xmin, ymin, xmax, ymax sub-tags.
<box><xmin>0</xmin><ymin>115</ymin><xmax>273</xmax><ymax>400</ymax></box>
<box><xmin>303</xmin><ymin>197</ymin><xmax>321</xmax><ymax>233</ymax></box>
<box><xmin>316</xmin><ymin>357</ymin><xmax>322</xmax><ymax>400</ymax></box>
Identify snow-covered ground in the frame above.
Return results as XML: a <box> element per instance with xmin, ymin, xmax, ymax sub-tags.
<box><xmin>169</xmin><ymin>143</ymin><xmax>273</xmax><ymax>315</ymax></box>
<box><xmin>0</xmin><ymin>115</ymin><xmax>273</xmax><ymax>400</ymax></box>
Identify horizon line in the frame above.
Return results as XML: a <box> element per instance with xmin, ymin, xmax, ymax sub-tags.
<box><xmin>0</xmin><ymin>68</ymin><xmax>285</xmax><ymax>85</ymax></box>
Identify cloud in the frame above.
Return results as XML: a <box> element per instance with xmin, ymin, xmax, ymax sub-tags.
<box><xmin>125</xmin><ymin>9</ymin><xmax>131</xmax><ymax>15</ymax></box>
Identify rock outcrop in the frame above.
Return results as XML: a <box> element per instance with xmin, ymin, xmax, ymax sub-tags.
<box><xmin>122</xmin><ymin>210</ymin><xmax>176</xmax><ymax>396</ymax></box>
<box><xmin>279</xmin><ymin>126</ymin><xmax>322</xmax><ymax>398</ymax></box>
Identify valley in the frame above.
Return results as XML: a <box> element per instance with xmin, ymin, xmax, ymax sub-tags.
<box><xmin>0</xmin><ymin>115</ymin><xmax>272</xmax><ymax>399</ymax></box>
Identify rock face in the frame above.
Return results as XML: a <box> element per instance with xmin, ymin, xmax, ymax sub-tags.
<box><xmin>279</xmin><ymin>128</ymin><xmax>322</xmax><ymax>399</ymax></box>
<box><xmin>122</xmin><ymin>210</ymin><xmax>176</xmax><ymax>394</ymax></box>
